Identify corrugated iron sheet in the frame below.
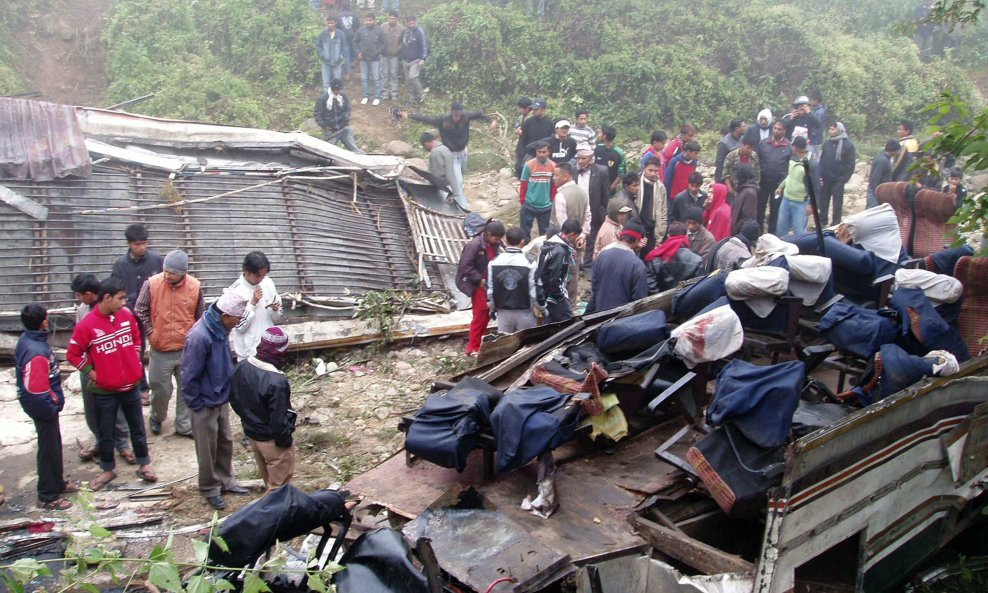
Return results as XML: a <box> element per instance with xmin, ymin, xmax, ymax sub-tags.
<box><xmin>0</xmin><ymin>98</ymin><xmax>91</xmax><ymax>181</ymax></box>
<box><xmin>0</xmin><ymin>165</ymin><xmax>436</xmax><ymax>328</ymax></box>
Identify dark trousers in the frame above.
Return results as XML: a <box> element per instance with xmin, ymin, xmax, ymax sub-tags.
<box><xmin>34</xmin><ymin>416</ymin><xmax>65</xmax><ymax>503</ymax></box>
<box><xmin>520</xmin><ymin>203</ymin><xmax>552</xmax><ymax>240</ymax></box>
<box><xmin>818</xmin><ymin>179</ymin><xmax>845</xmax><ymax>227</ymax></box>
<box><xmin>758</xmin><ymin>182</ymin><xmax>782</xmax><ymax>235</ymax></box>
<box><xmin>81</xmin><ymin>373</ymin><xmax>131</xmax><ymax>452</ymax></box>
<box><xmin>545</xmin><ymin>299</ymin><xmax>573</xmax><ymax>324</ymax></box>
<box><xmin>95</xmin><ymin>387</ymin><xmax>150</xmax><ymax>471</ymax></box>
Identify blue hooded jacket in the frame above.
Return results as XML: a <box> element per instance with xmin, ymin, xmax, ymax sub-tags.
<box><xmin>181</xmin><ymin>304</ymin><xmax>235</xmax><ymax>411</ymax></box>
<box><xmin>15</xmin><ymin>330</ymin><xmax>65</xmax><ymax>421</ymax></box>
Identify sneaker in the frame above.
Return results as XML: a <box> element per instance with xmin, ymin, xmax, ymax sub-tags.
<box><xmin>372</xmin><ymin>98</ymin><xmax>380</xmax><ymax>106</ymax></box>
<box><xmin>149</xmin><ymin>418</ymin><xmax>161</xmax><ymax>435</ymax></box>
<box><xmin>360</xmin><ymin>97</ymin><xmax>368</xmax><ymax>105</ymax></box>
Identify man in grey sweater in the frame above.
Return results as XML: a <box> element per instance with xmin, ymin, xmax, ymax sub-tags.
<box><xmin>421</xmin><ymin>132</ymin><xmax>463</xmax><ymax>209</ymax></box>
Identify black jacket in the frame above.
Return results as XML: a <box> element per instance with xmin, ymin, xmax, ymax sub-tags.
<box><xmin>410</xmin><ymin>111</ymin><xmax>490</xmax><ymax>153</ymax></box>
<box><xmin>527</xmin><ymin>135</ymin><xmax>576</xmax><ymax>165</ymax></box>
<box><xmin>535</xmin><ymin>236</ymin><xmax>574</xmax><ymax>305</ymax></box>
<box><xmin>315</xmin><ymin>91</ymin><xmax>351</xmax><ymax>131</ymax></box>
<box><xmin>230</xmin><ymin>358</ymin><xmax>295</xmax><ymax>448</ymax></box>
<box><xmin>519</xmin><ymin>115</ymin><xmax>555</xmax><ymax>155</ymax></box>
<box><xmin>646</xmin><ymin>249</ymin><xmax>703</xmax><ymax>294</ymax></box>
<box><xmin>819</xmin><ymin>137</ymin><xmax>856</xmax><ymax>183</ymax></box>
<box><xmin>578</xmin><ymin>163</ymin><xmax>612</xmax><ymax>230</ymax></box>
<box><xmin>112</xmin><ymin>249</ymin><xmax>164</xmax><ymax>308</ymax></box>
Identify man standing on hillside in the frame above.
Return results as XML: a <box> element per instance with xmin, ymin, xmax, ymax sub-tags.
<box><xmin>817</xmin><ymin>121</ymin><xmax>856</xmax><ymax>226</ymax></box>
<box><xmin>661</xmin><ymin>124</ymin><xmax>696</xmax><ymax>167</ymax></box>
<box><xmin>722</xmin><ymin>136</ymin><xmax>761</xmax><ymax>193</ymax></box>
<box><xmin>519</xmin><ymin>141</ymin><xmax>557</xmax><ymax>239</ymax></box>
<box><xmin>553</xmin><ymin>163</ymin><xmax>591</xmax><ymax>306</ymax></box>
<box><xmin>757</xmin><ymin>120</ymin><xmax>792</xmax><ymax>233</ymax></box>
<box><xmin>527</xmin><ymin>119</ymin><xmax>577</xmax><ymax>165</ymax></box>
<box><xmin>867</xmin><ymin>139</ymin><xmax>900</xmax><ymax>208</ymax></box>
<box><xmin>594</xmin><ymin>126</ymin><xmax>626</xmax><ymax>191</ymax></box>
<box><xmin>111</xmin><ymin>223</ymin><xmax>162</xmax><ymax>406</ymax></box>
<box><xmin>316</xmin><ymin>16</ymin><xmax>350</xmax><ymax>91</ymax></box>
<box><xmin>513</xmin><ymin>97</ymin><xmax>533</xmax><ymax>178</ymax></box>
<box><xmin>380</xmin><ymin>11</ymin><xmax>404</xmax><ymax>101</ymax></box>
<box><xmin>406</xmin><ymin>102</ymin><xmax>497</xmax><ymax>206</ymax></box>
<box><xmin>637</xmin><ymin>156</ymin><xmax>668</xmax><ymax>254</ymax></box>
<box><xmin>135</xmin><ymin>250</ymin><xmax>205</xmax><ymax>438</ymax></box>
<box><xmin>67</xmin><ymin>277</ymin><xmax>157</xmax><ymax>491</ymax></box>
<box><xmin>16</xmin><ymin>304</ymin><xmax>80</xmax><ymax>510</ymax></box>
<box><xmin>569</xmin><ymin>110</ymin><xmax>596</xmax><ymax>148</ymax></box>
<box><xmin>400</xmin><ymin>15</ymin><xmax>429</xmax><ymax>104</ymax></box>
<box><xmin>421</xmin><ymin>132</ymin><xmax>461</xmax><ymax>208</ymax></box>
<box><xmin>315</xmin><ymin>79</ymin><xmax>361</xmax><ymax>153</ymax></box>
<box><xmin>664</xmin><ymin>141</ymin><xmax>701</xmax><ymax>200</ymax></box>
<box><xmin>575</xmin><ymin>144</ymin><xmax>611</xmax><ymax>268</ymax></box>
<box><xmin>228</xmin><ymin>251</ymin><xmax>282</xmax><ymax>362</ymax></box>
<box><xmin>892</xmin><ymin>120</ymin><xmax>920</xmax><ymax>181</ymax></box>
<box><xmin>519</xmin><ymin>98</ymin><xmax>555</xmax><ymax>162</ymax></box>
<box><xmin>714</xmin><ymin>118</ymin><xmax>746</xmax><ymax>183</ymax></box>
<box><xmin>353</xmin><ymin>13</ymin><xmax>385</xmax><ymax>106</ymax></box>
<box><xmin>182</xmin><ymin>290</ymin><xmax>251</xmax><ymax>510</ymax></box>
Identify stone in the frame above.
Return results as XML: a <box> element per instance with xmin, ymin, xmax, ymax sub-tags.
<box><xmin>846</xmin><ymin>173</ymin><xmax>866</xmax><ymax>192</ymax></box>
<box><xmin>374</xmin><ymin>408</ymin><xmax>389</xmax><ymax>421</ymax></box>
<box><xmin>405</xmin><ymin>157</ymin><xmax>429</xmax><ymax>171</ymax></box>
<box><xmin>385</xmin><ymin>387</ymin><xmax>399</xmax><ymax>397</ymax></box>
<box><xmin>498</xmin><ymin>167</ymin><xmax>513</xmax><ymax>179</ymax></box>
<box><xmin>325</xmin><ymin>361</ymin><xmax>339</xmax><ymax>374</ymax></box>
<box><xmin>299</xmin><ymin>117</ymin><xmax>322</xmax><ymax>136</ymax></box>
<box><xmin>0</xmin><ymin>384</ymin><xmax>18</xmax><ymax>403</ymax></box>
<box><xmin>385</xmin><ymin>140</ymin><xmax>415</xmax><ymax>157</ymax></box>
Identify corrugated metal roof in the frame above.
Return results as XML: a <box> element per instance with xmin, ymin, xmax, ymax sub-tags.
<box><xmin>0</xmin><ymin>98</ymin><xmax>91</xmax><ymax>181</ymax></box>
<box><xmin>0</xmin><ymin>166</ymin><xmax>440</xmax><ymax>329</ymax></box>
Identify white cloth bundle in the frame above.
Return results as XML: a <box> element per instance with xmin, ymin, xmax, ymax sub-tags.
<box><xmin>893</xmin><ymin>268</ymin><xmax>963</xmax><ymax>304</ymax></box>
<box><xmin>726</xmin><ymin>266</ymin><xmax>790</xmax><ymax>317</ymax></box>
<box><xmin>843</xmin><ymin>204</ymin><xmax>902</xmax><ymax>264</ymax></box>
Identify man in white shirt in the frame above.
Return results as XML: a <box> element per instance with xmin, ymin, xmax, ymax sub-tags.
<box><xmin>228</xmin><ymin>251</ymin><xmax>283</xmax><ymax>362</ymax></box>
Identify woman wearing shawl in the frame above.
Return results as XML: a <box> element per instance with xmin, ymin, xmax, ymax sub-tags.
<box><xmin>704</xmin><ymin>182</ymin><xmax>732</xmax><ymax>241</ymax></box>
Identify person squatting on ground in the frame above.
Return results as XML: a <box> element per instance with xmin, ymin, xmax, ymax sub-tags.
<box><xmin>15</xmin><ymin>304</ymin><xmax>81</xmax><ymax>510</ymax></box>
<box><xmin>136</xmin><ymin>249</ymin><xmax>204</xmax><ymax>438</ymax></box>
<box><xmin>67</xmin><ymin>277</ymin><xmax>157</xmax><ymax>491</ymax></box>
<box><xmin>181</xmin><ymin>289</ymin><xmax>251</xmax><ymax>510</ymax></box>
<box><xmin>456</xmin><ymin>219</ymin><xmax>506</xmax><ymax>356</ymax></box>
<box><xmin>230</xmin><ymin>327</ymin><xmax>297</xmax><ymax>492</ymax></box>
<box><xmin>487</xmin><ymin>226</ymin><xmax>538</xmax><ymax>334</ymax></box>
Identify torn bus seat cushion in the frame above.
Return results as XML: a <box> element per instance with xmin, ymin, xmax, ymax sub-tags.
<box><xmin>209</xmin><ymin>484</ymin><xmax>348</xmax><ymax>569</ymax></box>
<box><xmin>405</xmin><ymin>377</ymin><xmax>502</xmax><ymax>472</ymax></box>
<box><xmin>687</xmin><ymin>424</ymin><xmax>784</xmax><ymax>518</ymax></box>
<box><xmin>889</xmin><ymin>287</ymin><xmax>969</xmax><ymax>361</ymax></box>
<box><xmin>336</xmin><ymin>528</ymin><xmax>430</xmax><ymax>593</ymax></box>
<box><xmin>490</xmin><ymin>386</ymin><xmax>577</xmax><ymax>474</ymax></box>
<box><xmin>671</xmin><ymin>303</ymin><xmax>743</xmax><ymax>368</ymax></box>
<box><xmin>707</xmin><ymin>359</ymin><xmax>805</xmax><ymax>448</ymax></box>
<box><xmin>818</xmin><ymin>301</ymin><xmax>898</xmax><ymax>360</ymax></box>
<box><xmin>595</xmin><ymin>309</ymin><xmax>669</xmax><ymax>355</ymax></box>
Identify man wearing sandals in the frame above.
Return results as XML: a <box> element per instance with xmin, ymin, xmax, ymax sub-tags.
<box><xmin>182</xmin><ymin>289</ymin><xmax>251</xmax><ymax>510</ymax></box>
<box><xmin>16</xmin><ymin>304</ymin><xmax>81</xmax><ymax>509</ymax></box>
<box><xmin>67</xmin><ymin>278</ymin><xmax>158</xmax><ymax>491</ymax></box>
<box><xmin>71</xmin><ymin>274</ymin><xmax>135</xmax><ymax>466</ymax></box>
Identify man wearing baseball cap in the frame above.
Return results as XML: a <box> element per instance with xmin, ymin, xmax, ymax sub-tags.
<box><xmin>595</xmin><ymin>198</ymin><xmax>634</xmax><ymax>258</ymax></box>
<box><xmin>586</xmin><ymin>218</ymin><xmax>648</xmax><ymax>313</ymax></box>
<box><xmin>519</xmin><ymin>98</ymin><xmax>555</xmax><ymax>165</ymax></box>
<box><xmin>528</xmin><ymin>118</ymin><xmax>577</xmax><ymax>165</ymax></box>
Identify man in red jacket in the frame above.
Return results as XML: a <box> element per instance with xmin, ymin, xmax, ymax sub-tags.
<box><xmin>67</xmin><ymin>277</ymin><xmax>158</xmax><ymax>491</ymax></box>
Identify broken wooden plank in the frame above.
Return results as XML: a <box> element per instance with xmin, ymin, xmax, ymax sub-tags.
<box><xmin>100</xmin><ymin>513</ymin><xmax>167</xmax><ymax>531</ymax></box>
<box><xmin>0</xmin><ymin>185</ymin><xmax>48</xmax><ymax>220</ymax></box>
<box><xmin>628</xmin><ymin>515</ymin><xmax>754</xmax><ymax>576</ymax></box>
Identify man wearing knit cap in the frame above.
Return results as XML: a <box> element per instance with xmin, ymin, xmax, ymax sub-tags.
<box><xmin>227</xmin><ymin>251</ymin><xmax>283</xmax><ymax>362</ymax></box>
<box><xmin>135</xmin><ymin>249</ymin><xmax>205</xmax><ymax>438</ymax></box>
<box><xmin>230</xmin><ymin>326</ymin><xmax>297</xmax><ymax>492</ymax></box>
<box><xmin>703</xmin><ymin>220</ymin><xmax>760</xmax><ymax>273</ymax></box>
<box><xmin>586</xmin><ymin>219</ymin><xmax>648</xmax><ymax>314</ymax></box>
<box><xmin>181</xmin><ymin>289</ymin><xmax>250</xmax><ymax>510</ymax></box>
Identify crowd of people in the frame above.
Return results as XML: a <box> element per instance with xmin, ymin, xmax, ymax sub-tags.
<box><xmin>457</xmin><ymin>92</ymin><xmax>971</xmax><ymax>356</ymax></box>
<box><xmin>15</xmin><ymin>225</ymin><xmax>298</xmax><ymax>511</ymax></box>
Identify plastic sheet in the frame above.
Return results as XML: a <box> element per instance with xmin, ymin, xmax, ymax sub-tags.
<box><xmin>0</xmin><ymin>98</ymin><xmax>91</xmax><ymax>181</ymax></box>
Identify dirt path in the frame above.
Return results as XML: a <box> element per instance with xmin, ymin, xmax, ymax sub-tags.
<box><xmin>12</xmin><ymin>0</ymin><xmax>111</xmax><ymax>106</ymax></box>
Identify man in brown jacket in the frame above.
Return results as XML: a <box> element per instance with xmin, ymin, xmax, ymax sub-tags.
<box><xmin>135</xmin><ymin>250</ymin><xmax>205</xmax><ymax>437</ymax></box>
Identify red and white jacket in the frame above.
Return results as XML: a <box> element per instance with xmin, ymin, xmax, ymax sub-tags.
<box><xmin>67</xmin><ymin>307</ymin><xmax>143</xmax><ymax>394</ymax></box>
